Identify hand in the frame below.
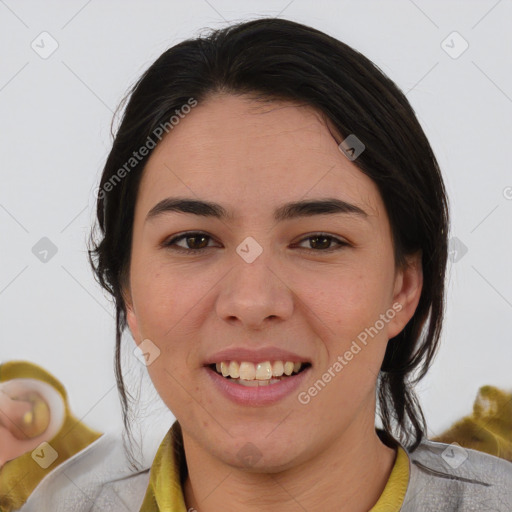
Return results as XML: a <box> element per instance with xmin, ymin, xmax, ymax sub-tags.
<box><xmin>0</xmin><ymin>386</ymin><xmax>52</xmax><ymax>467</ymax></box>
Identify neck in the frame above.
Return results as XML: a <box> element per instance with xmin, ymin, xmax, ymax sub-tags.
<box><xmin>182</xmin><ymin>416</ymin><xmax>397</xmax><ymax>512</ymax></box>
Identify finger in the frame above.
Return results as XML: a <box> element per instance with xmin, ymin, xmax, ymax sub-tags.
<box><xmin>0</xmin><ymin>390</ymin><xmax>32</xmax><ymax>435</ymax></box>
<box><xmin>0</xmin><ymin>390</ymin><xmax>50</xmax><ymax>440</ymax></box>
<box><xmin>0</xmin><ymin>424</ymin><xmax>46</xmax><ymax>468</ymax></box>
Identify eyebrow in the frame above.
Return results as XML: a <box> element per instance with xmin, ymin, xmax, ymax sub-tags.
<box><xmin>145</xmin><ymin>197</ymin><xmax>368</xmax><ymax>223</ymax></box>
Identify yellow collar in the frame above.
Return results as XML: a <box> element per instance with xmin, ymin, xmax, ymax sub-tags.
<box><xmin>139</xmin><ymin>422</ymin><xmax>188</xmax><ymax>511</ymax></box>
<box><xmin>140</xmin><ymin>422</ymin><xmax>409</xmax><ymax>512</ymax></box>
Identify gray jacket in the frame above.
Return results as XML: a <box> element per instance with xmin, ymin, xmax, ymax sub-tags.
<box><xmin>17</xmin><ymin>431</ymin><xmax>512</xmax><ymax>511</ymax></box>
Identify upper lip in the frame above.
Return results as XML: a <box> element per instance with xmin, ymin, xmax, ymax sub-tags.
<box><xmin>204</xmin><ymin>347</ymin><xmax>311</xmax><ymax>365</ymax></box>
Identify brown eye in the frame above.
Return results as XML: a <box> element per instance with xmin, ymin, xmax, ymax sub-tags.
<box><xmin>296</xmin><ymin>233</ymin><xmax>348</xmax><ymax>252</ymax></box>
<box><xmin>163</xmin><ymin>232</ymin><xmax>216</xmax><ymax>253</ymax></box>
<box><xmin>162</xmin><ymin>231</ymin><xmax>348</xmax><ymax>254</ymax></box>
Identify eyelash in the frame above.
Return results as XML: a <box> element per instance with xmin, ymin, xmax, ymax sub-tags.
<box><xmin>162</xmin><ymin>231</ymin><xmax>349</xmax><ymax>254</ymax></box>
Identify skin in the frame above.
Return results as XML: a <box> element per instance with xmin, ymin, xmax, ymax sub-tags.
<box><xmin>0</xmin><ymin>390</ymin><xmax>50</xmax><ymax>466</ymax></box>
<box><xmin>123</xmin><ymin>93</ymin><xmax>423</xmax><ymax>512</ymax></box>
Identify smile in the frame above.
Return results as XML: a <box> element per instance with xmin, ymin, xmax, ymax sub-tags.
<box><xmin>205</xmin><ymin>360</ymin><xmax>312</xmax><ymax>405</ymax></box>
<box><xmin>211</xmin><ymin>360</ymin><xmax>310</xmax><ymax>386</ymax></box>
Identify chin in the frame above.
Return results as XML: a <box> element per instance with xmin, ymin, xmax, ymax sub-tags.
<box><xmin>214</xmin><ymin>432</ymin><xmax>310</xmax><ymax>474</ymax></box>
<box><xmin>224</xmin><ymin>446</ymin><xmax>303</xmax><ymax>474</ymax></box>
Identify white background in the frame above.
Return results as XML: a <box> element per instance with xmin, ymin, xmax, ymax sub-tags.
<box><xmin>1</xmin><ymin>0</ymin><xmax>511</xmax><ymax>451</ymax></box>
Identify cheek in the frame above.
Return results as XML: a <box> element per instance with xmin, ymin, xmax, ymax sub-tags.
<box><xmin>146</xmin><ymin>361</ymin><xmax>200</xmax><ymax>426</ymax></box>
<box><xmin>291</xmin><ymin>257</ymin><xmax>394</xmax><ymax>375</ymax></box>
<box><xmin>299</xmin><ymin>262</ymin><xmax>392</xmax><ymax>332</ymax></box>
<box><xmin>129</xmin><ymin>255</ymin><xmax>217</xmax><ymax>381</ymax></box>
<box><xmin>130</xmin><ymin>254</ymin><xmax>199</xmax><ymax>337</ymax></box>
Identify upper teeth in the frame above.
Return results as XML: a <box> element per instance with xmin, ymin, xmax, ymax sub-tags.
<box><xmin>215</xmin><ymin>361</ymin><xmax>303</xmax><ymax>380</ymax></box>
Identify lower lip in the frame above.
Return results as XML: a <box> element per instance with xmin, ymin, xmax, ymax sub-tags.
<box><xmin>205</xmin><ymin>366</ymin><xmax>311</xmax><ymax>406</ymax></box>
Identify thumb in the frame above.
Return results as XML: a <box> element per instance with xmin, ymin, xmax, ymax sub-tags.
<box><xmin>0</xmin><ymin>390</ymin><xmax>50</xmax><ymax>440</ymax></box>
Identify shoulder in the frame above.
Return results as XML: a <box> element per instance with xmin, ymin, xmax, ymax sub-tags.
<box><xmin>18</xmin><ymin>431</ymin><xmax>151</xmax><ymax>512</ymax></box>
<box><xmin>401</xmin><ymin>437</ymin><xmax>512</xmax><ymax>511</ymax></box>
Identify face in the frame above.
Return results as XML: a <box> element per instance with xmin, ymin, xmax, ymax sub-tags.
<box><xmin>125</xmin><ymin>93</ymin><xmax>422</xmax><ymax>471</ymax></box>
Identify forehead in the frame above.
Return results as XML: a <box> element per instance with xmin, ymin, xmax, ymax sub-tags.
<box><xmin>136</xmin><ymin>94</ymin><xmax>384</xmax><ymax>223</ymax></box>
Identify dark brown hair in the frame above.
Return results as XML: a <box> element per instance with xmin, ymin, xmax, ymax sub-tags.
<box><xmin>88</xmin><ymin>17</ymin><xmax>449</xmax><ymax>458</ymax></box>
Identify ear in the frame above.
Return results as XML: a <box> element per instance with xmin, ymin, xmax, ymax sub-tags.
<box><xmin>123</xmin><ymin>285</ymin><xmax>141</xmax><ymax>344</ymax></box>
<box><xmin>387</xmin><ymin>250</ymin><xmax>423</xmax><ymax>340</ymax></box>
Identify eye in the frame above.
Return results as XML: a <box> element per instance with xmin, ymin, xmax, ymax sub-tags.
<box><xmin>294</xmin><ymin>233</ymin><xmax>349</xmax><ymax>252</ymax></box>
<box><xmin>162</xmin><ymin>231</ymin><xmax>218</xmax><ymax>253</ymax></box>
<box><xmin>162</xmin><ymin>231</ymin><xmax>349</xmax><ymax>254</ymax></box>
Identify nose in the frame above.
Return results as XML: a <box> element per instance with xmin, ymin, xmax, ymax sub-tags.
<box><xmin>215</xmin><ymin>251</ymin><xmax>294</xmax><ymax>330</ymax></box>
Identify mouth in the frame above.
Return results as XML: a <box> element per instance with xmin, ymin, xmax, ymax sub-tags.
<box><xmin>208</xmin><ymin>360</ymin><xmax>312</xmax><ymax>387</ymax></box>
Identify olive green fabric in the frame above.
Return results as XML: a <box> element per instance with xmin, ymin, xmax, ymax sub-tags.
<box><xmin>432</xmin><ymin>385</ymin><xmax>512</xmax><ymax>462</ymax></box>
<box><xmin>0</xmin><ymin>361</ymin><xmax>102</xmax><ymax>512</ymax></box>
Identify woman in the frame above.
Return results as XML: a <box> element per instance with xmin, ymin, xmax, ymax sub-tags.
<box><xmin>1</xmin><ymin>17</ymin><xmax>511</xmax><ymax>512</ymax></box>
